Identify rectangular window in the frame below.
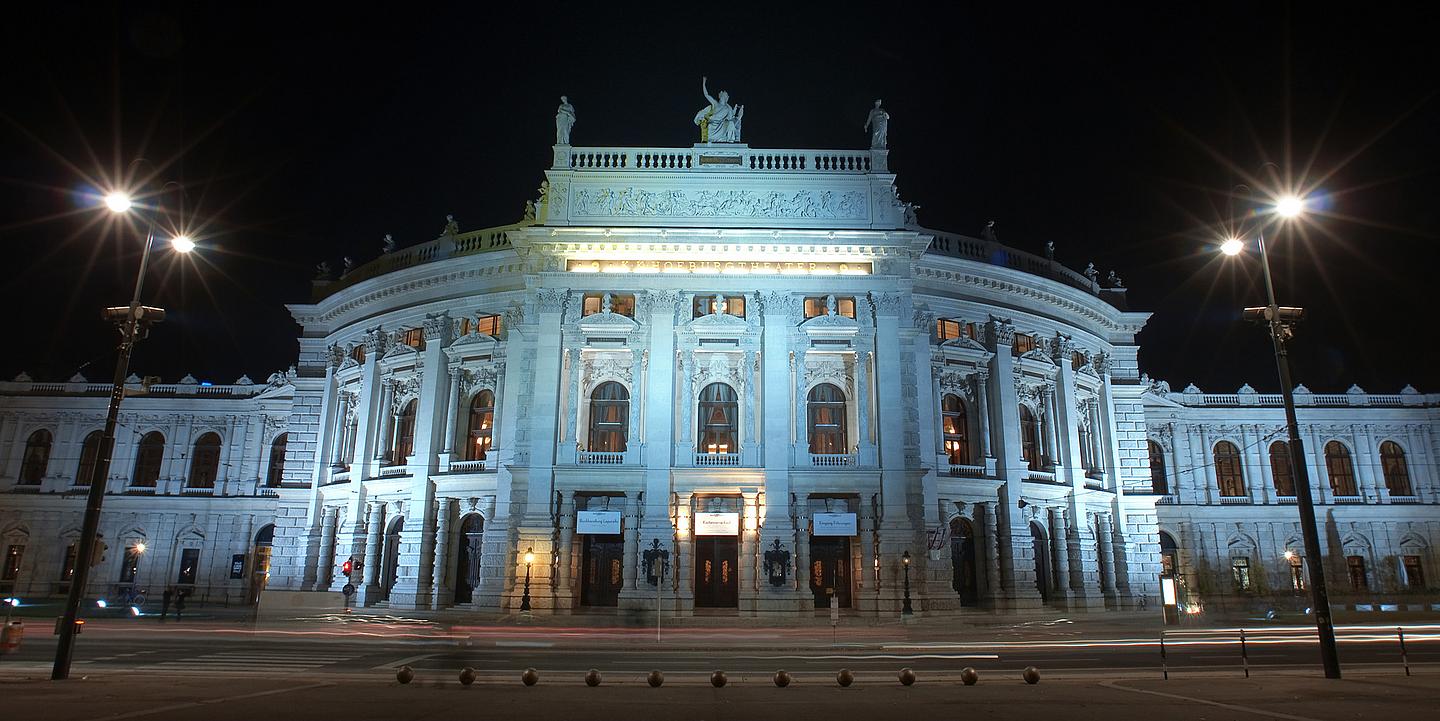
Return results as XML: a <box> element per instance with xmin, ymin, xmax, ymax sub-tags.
<box><xmin>1230</xmin><ymin>556</ymin><xmax>1252</xmax><ymax>593</ymax></box>
<box><xmin>400</xmin><ymin>328</ymin><xmax>425</xmax><ymax>350</ymax></box>
<box><xmin>2</xmin><ymin>544</ymin><xmax>22</xmax><ymax>581</ymax></box>
<box><xmin>1073</xmin><ymin>351</ymin><xmax>1086</xmax><ymax>371</ymax></box>
<box><xmin>582</xmin><ymin>294</ymin><xmax>635</xmax><ymax>317</ymax></box>
<box><xmin>1289</xmin><ymin>555</ymin><xmax>1306</xmax><ymax>591</ymax></box>
<box><xmin>177</xmin><ymin>548</ymin><xmax>200</xmax><ymax>585</ymax></box>
<box><xmin>350</xmin><ymin>344</ymin><xmax>366</xmax><ymax>363</ymax></box>
<box><xmin>61</xmin><ymin>543</ymin><xmax>78</xmax><ymax>583</ymax></box>
<box><xmin>1012</xmin><ymin>333</ymin><xmax>1036</xmax><ymax>357</ymax></box>
<box><xmin>936</xmin><ymin>318</ymin><xmax>963</xmax><ymax>341</ymax></box>
<box><xmin>120</xmin><ymin>546</ymin><xmax>141</xmax><ymax>583</ymax></box>
<box><xmin>474</xmin><ymin>313</ymin><xmax>503</xmax><ymax>337</ymax></box>
<box><xmin>1346</xmin><ymin>555</ymin><xmax>1368</xmax><ymax>591</ymax></box>
<box><xmin>803</xmin><ymin>296</ymin><xmax>856</xmax><ymax>319</ymax></box>
<box><xmin>1403</xmin><ymin>555</ymin><xmax>1425</xmax><ymax>590</ymax></box>
<box><xmin>692</xmin><ymin>295</ymin><xmax>746</xmax><ymax>318</ymax></box>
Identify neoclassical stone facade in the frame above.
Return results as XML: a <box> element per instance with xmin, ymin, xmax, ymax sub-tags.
<box><xmin>2</xmin><ymin>134</ymin><xmax>1436</xmax><ymax>617</ymax></box>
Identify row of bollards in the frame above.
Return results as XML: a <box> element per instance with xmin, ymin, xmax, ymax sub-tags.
<box><xmin>398</xmin><ymin>665</ymin><xmax>1041</xmax><ymax>686</ymax></box>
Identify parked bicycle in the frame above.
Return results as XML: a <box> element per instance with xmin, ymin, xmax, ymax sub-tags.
<box><xmin>98</xmin><ymin>585</ymin><xmax>147</xmax><ymax>613</ymax></box>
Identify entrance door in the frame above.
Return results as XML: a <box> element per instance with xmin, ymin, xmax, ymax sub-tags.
<box><xmin>581</xmin><ymin>534</ymin><xmax>624</xmax><ymax>607</ymax></box>
<box><xmin>809</xmin><ymin>537</ymin><xmax>852</xmax><ymax>608</ymax></box>
<box><xmin>950</xmin><ymin>518</ymin><xmax>978</xmax><ymax>606</ymax></box>
<box><xmin>694</xmin><ymin>536</ymin><xmax>739</xmax><ymax>608</ymax></box>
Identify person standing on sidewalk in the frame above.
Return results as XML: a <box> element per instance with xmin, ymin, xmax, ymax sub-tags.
<box><xmin>159</xmin><ymin>588</ymin><xmax>172</xmax><ymax>622</ymax></box>
<box><xmin>174</xmin><ymin>589</ymin><xmax>187</xmax><ymax>621</ymax></box>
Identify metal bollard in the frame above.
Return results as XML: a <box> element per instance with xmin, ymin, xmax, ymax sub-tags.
<box><xmin>836</xmin><ymin>668</ymin><xmax>854</xmax><ymax>687</ymax></box>
<box><xmin>711</xmin><ymin>670</ymin><xmax>728</xmax><ymax>688</ymax></box>
<box><xmin>960</xmin><ymin>667</ymin><xmax>978</xmax><ymax>686</ymax></box>
<box><xmin>0</xmin><ymin>620</ymin><xmax>22</xmax><ymax>654</ymax></box>
<box><xmin>898</xmin><ymin>667</ymin><xmax>916</xmax><ymax>686</ymax></box>
<box><xmin>522</xmin><ymin>667</ymin><xmax>539</xmax><ymax>686</ymax></box>
<box><xmin>774</xmin><ymin>670</ymin><xmax>792</xmax><ymax>687</ymax></box>
<box><xmin>1239</xmin><ymin>629</ymin><xmax>1250</xmax><ymax>679</ymax></box>
<box><xmin>458</xmin><ymin>667</ymin><xmax>476</xmax><ymax>686</ymax></box>
<box><xmin>1399</xmin><ymin>627</ymin><xmax>1411</xmax><ymax>677</ymax></box>
<box><xmin>1022</xmin><ymin>666</ymin><xmax>1040</xmax><ymax>685</ymax></box>
<box><xmin>647</xmin><ymin>670</ymin><xmax>664</xmax><ymax>687</ymax></box>
<box><xmin>1160</xmin><ymin>633</ymin><xmax>1168</xmax><ymax>680</ymax></box>
<box><xmin>396</xmin><ymin>665</ymin><xmax>415</xmax><ymax>684</ymax></box>
<box><xmin>585</xmin><ymin>669</ymin><xmax>602</xmax><ymax>687</ymax></box>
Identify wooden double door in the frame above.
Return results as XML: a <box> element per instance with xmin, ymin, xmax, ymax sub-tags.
<box><xmin>694</xmin><ymin>536</ymin><xmax>738</xmax><ymax>608</ymax></box>
<box><xmin>581</xmin><ymin>534</ymin><xmax>624</xmax><ymax>607</ymax></box>
<box><xmin>809</xmin><ymin>536</ymin><xmax>852</xmax><ymax>608</ymax></box>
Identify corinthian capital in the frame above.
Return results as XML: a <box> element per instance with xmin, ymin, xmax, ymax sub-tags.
<box><xmin>422</xmin><ymin>312</ymin><xmax>451</xmax><ymax>342</ymax></box>
<box><xmin>870</xmin><ymin>292</ymin><xmax>905</xmax><ymax>316</ymax></box>
<box><xmin>535</xmin><ymin>288</ymin><xmax>568</xmax><ymax>315</ymax></box>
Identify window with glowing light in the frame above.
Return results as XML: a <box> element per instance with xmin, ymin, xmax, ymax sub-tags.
<box><xmin>350</xmin><ymin>344</ymin><xmax>366</xmax><ymax>363</ymax></box>
<box><xmin>2</xmin><ymin>544</ymin><xmax>23</xmax><ymax>582</ymax></box>
<box><xmin>582</xmin><ymin>294</ymin><xmax>635</xmax><ymax>317</ymax></box>
<box><xmin>466</xmin><ymin>390</ymin><xmax>495</xmax><ymax>461</ymax></box>
<box><xmin>1288</xmin><ymin>554</ymin><xmax>1306</xmax><ymax>591</ymax></box>
<box><xmin>936</xmin><ymin>318</ymin><xmax>974</xmax><ymax>341</ymax></box>
<box><xmin>1324</xmin><ymin>441</ymin><xmax>1357</xmax><ymax>497</ymax></box>
<box><xmin>1380</xmin><ymin>441</ymin><xmax>1412</xmax><ymax>496</ymax></box>
<box><xmin>587</xmin><ymin>382</ymin><xmax>629</xmax><ymax>452</ymax></box>
<box><xmin>19</xmin><ymin>429</ymin><xmax>51</xmax><ymax>485</ymax></box>
<box><xmin>697</xmin><ymin>383</ymin><xmax>739</xmax><ymax>454</ymax></box>
<box><xmin>807</xmin><ymin>384</ymin><xmax>848</xmax><ymax>454</ymax></box>
<box><xmin>803</xmin><ymin>297</ymin><xmax>855</xmax><ymax>319</ymax></box>
<box><xmin>1213</xmin><ymin>441</ymin><xmax>1246</xmax><ymax>497</ymax></box>
<box><xmin>474</xmin><ymin>314</ymin><xmax>503</xmax><ymax>337</ymax></box>
<box><xmin>692</xmin><ymin>295</ymin><xmax>746</xmax><ymax>318</ymax></box>
<box><xmin>1230</xmin><ymin>556</ymin><xmax>1252</xmax><ymax>593</ymax></box>
<box><xmin>1011</xmin><ymin>333</ymin><xmax>1036</xmax><ymax>357</ymax></box>
<box><xmin>400</xmin><ymin>328</ymin><xmax>425</xmax><ymax>350</ymax></box>
<box><xmin>392</xmin><ymin>400</ymin><xmax>418</xmax><ymax>463</ymax></box>
<box><xmin>940</xmin><ymin>394</ymin><xmax>971</xmax><ymax>465</ymax></box>
<box><xmin>119</xmin><ymin>546</ymin><xmax>142</xmax><ymax>583</ymax></box>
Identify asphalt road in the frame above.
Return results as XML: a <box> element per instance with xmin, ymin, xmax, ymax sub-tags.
<box><xmin>2</xmin><ymin>620</ymin><xmax>1435</xmax><ymax>681</ymax></box>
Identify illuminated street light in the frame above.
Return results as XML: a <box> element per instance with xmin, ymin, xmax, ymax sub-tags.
<box><xmin>1274</xmin><ymin>195</ymin><xmax>1306</xmax><ymax>218</ymax></box>
<box><xmin>520</xmin><ymin>546</ymin><xmax>535</xmax><ymax>613</ymax></box>
<box><xmin>103</xmin><ymin>191</ymin><xmax>133</xmax><ymax>213</ymax></box>
<box><xmin>170</xmin><ymin>235</ymin><xmax>196</xmax><ymax>254</ymax></box>
<box><xmin>134</xmin><ymin>542</ymin><xmax>147</xmax><ymax>554</ymax></box>
<box><xmin>1220</xmin><ymin>238</ymin><xmax>1245</xmax><ymax>256</ymax></box>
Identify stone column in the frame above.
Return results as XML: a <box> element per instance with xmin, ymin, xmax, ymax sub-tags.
<box><xmin>373</xmin><ymin>381</ymin><xmax>395</xmax><ymax>463</ymax></box>
<box><xmin>675</xmin><ymin>492</ymin><xmax>694</xmax><ymax>612</ymax></box>
<box><xmin>974</xmin><ymin>372</ymin><xmax>992</xmax><ymax>459</ymax></box>
<box><xmin>988</xmin><ymin>319</ymin><xmax>1041</xmax><ymax>610</ymax></box>
<box><xmin>311</xmin><ymin>506</ymin><xmax>338</xmax><ymax>590</ymax></box>
<box><xmin>857</xmin><ymin>503</ymin><xmax>878</xmax><ymax>611</ymax></box>
<box><xmin>440</xmin><ymin>367</ymin><xmax>461</xmax><ymax>459</ymax></box>
<box><xmin>1097</xmin><ymin>512</ymin><xmax>1119</xmax><ymax>605</ymax></box>
<box><xmin>1049</xmin><ymin>506</ymin><xmax>1071</xmax><ymax>606</ymax></box>
<box><xmin>739</xmin><ymin>492</ymin><xmax>760</xmax><ymax>612</ymax></box>
<box><xmin>513</xmin><ymin>288</ymin><xmax>568</xmax><ymax>612</ymax></box>
<box><xmin>555</xmin><ymin>492</ymin><xmax>576</xmax><ymax>612</ymax></box>
<box><xmin>872</xmin><ymin>293</ymin><xmax>916</xmax><ymax>614</ymax></box>
<box><xmin>430</xmin><ymin>499</ymin><xmax>453</xmax><ymax>609</ymax></box>
<box><xmin>981</xmin><ymin>501</ymin><xmax>1004</xmax><ymax>607</ymax></box>
<box><xmin>758</xmin><ymin>292</ymin><xmax>800</xmax><ymax>613</ymax></box>
<box><xmin>622</xmin><ymin>493</ymin><xmax>640</xmax><ymax>591</ymax></box>
<box><xmin>359</xmin><ymin>502</ymin><xmax>385</xmax><ymax>604</ymax></box>
<box><xmin>856</xmin><ymin>350</ymin><xmax>873</xmax><ymax>448</ymax></box>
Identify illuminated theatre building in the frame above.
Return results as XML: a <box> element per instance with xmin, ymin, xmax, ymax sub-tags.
<box><xmin>2</xmin><ymin>108</ymin><xmax>1438</xmax><ymax>617</ymax></box>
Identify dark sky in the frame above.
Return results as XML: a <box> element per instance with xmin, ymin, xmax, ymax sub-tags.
<box><xmin>3</xmin><ymin>2</ymin><xmax>1437</xmax><ymax>393</ymax></box>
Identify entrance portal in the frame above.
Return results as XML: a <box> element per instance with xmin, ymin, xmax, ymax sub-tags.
<box><xmin>694</xmin><ymin>536</ymin><xmax>739</xmax><ymax>608</ymax></box>
<box><xmin>581</xmin><ymin>534</ymin><xmax>624</xmax><ymax>607</ymax></box>
<box><xmin>809</xmin><ymin>536</ymin><xmax>851</xmax><ymax>608</ymax></box>
<box><xmin>950</xmin><ymin>518</ymin><xmax>978</xmax><ymax>606</ymax></box>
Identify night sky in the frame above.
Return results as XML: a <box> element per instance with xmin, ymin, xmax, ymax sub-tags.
<box><xmin>3</xmin><ymin>3</ymin><xmax>1437</xmax><ymax>393</ymax></box>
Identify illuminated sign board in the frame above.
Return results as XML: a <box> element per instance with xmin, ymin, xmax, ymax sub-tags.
<box><xmin>812</xmin><ymin>513</ymin><xmax>857</xmax><ymax>537</ymax></box>
<box><xmin>694</xmin><ymin>512</ymin><xmax>741</xmax><ymax>536</ymax></box>
<box><xmin>576</xmin><ymin>510</ymin><xmax>623</xmax><ymax>535</ymax></box>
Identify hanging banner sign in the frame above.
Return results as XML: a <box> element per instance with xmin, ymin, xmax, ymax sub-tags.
<box><xmin>812</xmin><ymin>513</ymin><xmax>857</xmax><ymax>537</ymax></box>
<box><xmin>576</xmin><ymin>510</ymin><xmax>622</xmax><ymax>535</ymax></box>
<box><xmin>694</xmin><ymin>512</ymin><xmax>740</xmax><ymax>536</ymax></box>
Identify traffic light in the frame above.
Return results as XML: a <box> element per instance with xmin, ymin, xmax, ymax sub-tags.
<box><xmin>341</xmin><ymin>558</ymin><xmax>353</xmax><ymax>578</ymax></box>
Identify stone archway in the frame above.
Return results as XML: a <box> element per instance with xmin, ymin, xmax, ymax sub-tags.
<box><xmin>453</xmin><ymin>514</ymin><xmax>484</xmax><ymax>605</ymax></box>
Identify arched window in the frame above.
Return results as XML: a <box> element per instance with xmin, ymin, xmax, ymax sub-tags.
<box><xmin>1158</xmin><ymin>531</ymin><xmax>1179</xmax><ymax>577</ymax></box>
<box><xmin>1325</xmin><ymin>441</ymin><xmax>1357</xmax><ymax>496</ymax></box>
<box><xmin>132</xmin><ymin>432</ymin><xmax>165</xmax><ymax>487</ymax></box>
<box><xmin>392</xmin><ymin>399</ymin><xmax>418</xmax><ymax>463</ymax></box>
<box><xmin>1269</xmin><ymin>441</ymin><xmax>1295</xmax><ymax>497</ymax></box>
<box><xmin>466</xmin><ymin>391</ymin><xmax>495</xmax><ymax>461</ymax></box>
<box><xmin>697</xmin><ymin>383</ymin><xmax>739</xmax><ymax>454</ymax></box>
<box><xmin>587</xmin><ymin>382</ymin><xmax>629</xmax><ymax>452</ymax></box>
<box><xmin>1147</xmin><ymin>440</ymin><xmax>1168</xmax><ymax>494</ymax></box>
<box><xmin>187</xmin><ymin>432</ymin><xmax>222</xmax><ymax>489</ymax></box>
<box><xmin>1213</xmin><ymin>441</ymin><xmax>1245</xmax><ymax>497</ymax></box>
<box><xmin>75</xmin><ymin>431</ymin><xmax>104</xmax><ymax>487</ymax></box>
<box><xmin>1018</xmin><ymin>405</ymin><xmax>1041</xmax><ymax>471</ymax></box>
<box><xmin>807</xmin><ymin>383</ymin><xmax>848</xmax><ymax>454</ymax></box>
<box><xmin>941</xmin><ymin>394</ymin><xmax>971</xmax><ymax>465</ymax></box>
<box><xmin>265</xmin><ymin>434</ymin><xmax>288</xmax><ymax>487</ymax></box>
<box><xmin>19</xmin><ymin>429</ymin><xmax>52</xmax><ymax>484</ymax></box>
<box><xmin>1380</xmin><ymin>441</ymin><xmax>1413</xmax><ymax>496</ymax></box>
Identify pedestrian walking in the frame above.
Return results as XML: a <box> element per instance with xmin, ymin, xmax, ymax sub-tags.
<box><xmin>160</xmin><ymin>588</ymin><xmax>172</xmax><ymax>622</ymax></box>
<box><xmin>174</xmin><ymin>589</ymin><xmax>187</xmax><ymax>621</ymax></box>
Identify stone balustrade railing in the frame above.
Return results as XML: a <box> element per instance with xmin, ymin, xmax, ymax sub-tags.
<box><xmin>313</xmin><ymin>222</ymin><xmax>523</xmax><ymax>300</ymax></box>
<box><xmin>924</xmin><ymin>229</ymin><xmax>1111</xmax><ymax>300</ymax></box>
<box><xmin>1165</xmin><ymin>389</ymin><xmax>1433</xmax><ymax>407</ymax></box>
<box><xmin>561</xmin><ymin>146</ymin><xmax>874</xmax><ymax>174</ymax></box>
<box><xmin>0</xmin><ymin>379</ymin><xmax>268</xmax><ymax>397</ymax></box>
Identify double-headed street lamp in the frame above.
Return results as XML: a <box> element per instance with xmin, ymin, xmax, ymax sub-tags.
<box><xmin>1221</xmin><ymin>193</ymin><xmax>1341</xmax><ymax>679</ymax></box>
<box><xmin>52</xmin><ymin>186</ymin><xmax>195</xmax><ymax>681</ymax></box>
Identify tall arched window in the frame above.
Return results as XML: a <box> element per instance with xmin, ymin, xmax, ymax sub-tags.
<box><xmin>587</xmin><ymin>382</ymin><xmax>629</xmax><ymax>452</ymax></box>
<box><xmin>75</xmin><ymin>431</ymin><xmax>104</xmax><ymax>487</ymax></box>
<box><xmin>265</xmin><ymin>433</ymin><xmax>288</xmax><ymax>487</ymax></box>
<box><xmin>392</xmin><ymin>400</ymin><xmax>417</xmax><ymax>463</ymax></box>
<box><xmin>1325</xmin><ymin>441</ymin><xmax>1357</xmax><ymax>496</ymax></box>
<box><xmin>1078</xmin><ymin>420</ymin><xmax>1096</xmax><ymax>472</ymax></box>
<box><xmin>1380</xmin><ymin>441</ymin><xmax>1413</xmax><ymax>496</ymax></box>
<box><xmin>132</xmin><ymin>432</ymin><xmax>165</xmax><ymax>487</ymax></box>
<box><xmin>19</xmin><ymin>429</ymin><xmax>52</xmax><ymax>484</ymax></box>
<box><xmin>941</xmin><ymin>394</ymin><xmax>971</xmax><ymax>465</ymax></box>
<box><xmin>807</xmin><ymin>384</ymin><xmax>848</xmax><ymax>454</ymax></box>
<box><xmin>1269</xmin><ymin>441</ymin><xmax>1295</xmax><ymax>496</ymax></box>
<box><xmin>1019</xmin><ymin>405</ymin><xmax>1041</xmax><ymax>471</ymax></box>
<box><xmin>466</xmin><ymin>390</ymin><xmax>495</xmax><ymax>461</ymax></box>
<box><xmin>1147</xmin><ymin>440</ymin><xmax>1168</xmax><ymax>494</ymax></box>
<box><xmin>1213</xmin><ymin>441</ymin><xmax>1246</xmax><ymax>497</ymax></box>
<box><xmin>187</xmin><ymin>432</ymin><xmax>222</xmax><ymax>489</ymax></box>
<box><xmin>697</xmin><ymin>383</ymin><xmax>739</xmax><ymax>454</ymax></box>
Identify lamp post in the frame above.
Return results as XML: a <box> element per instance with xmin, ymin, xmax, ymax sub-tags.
<box><xmin>1221</xmin><ymin>193</ymin><xmax>1341</xmax><ymax>679</ymax></box>
<box><xmin>520</xmin><ymin>547</ymin><xmax>535</xmax><ymax>613</ymax></box>
<box><xmin>52</xmin><ymin>186</ymin><xmax>194</xmax><ymax>681</ymax></box>
<box><xmin>901</xmin><ymin>550</ymin><xmax>914</xmax><ymax>616</ymax></box>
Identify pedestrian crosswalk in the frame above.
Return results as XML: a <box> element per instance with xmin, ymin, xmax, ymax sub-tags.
<box><xmin>144</xmin><ymin>650</ymin><xmax>360</xmax><ymax>673</ymax></box>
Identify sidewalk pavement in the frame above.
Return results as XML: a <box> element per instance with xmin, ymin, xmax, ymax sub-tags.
<box><xmin>2</xmin><ymin>668</ymin><xmax>1435</xmax><ymax>721</ymax></box>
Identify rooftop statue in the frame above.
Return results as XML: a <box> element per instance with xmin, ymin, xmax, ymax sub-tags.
<box><xmin>865</xmin><ymin>99</ymin><xmax>889</xmax><ymax>149</ymax></box>
<box><xmin>441</xmin><ymin>214</ymin><xmax>460</xmax><ymax>239</ymax></box>
<box><xmin>381</xmin><ymin>234</ymin><xmax>395</xmax><ymax>254</ymax></box>
<box><xmin>555</xmin><ymin>95</ymin><xmax>576</xmax><ymax>145</ymax></box>
<box><xmin>694</xmin><ymin>76</ymin><xmax>744</xmax><ymax>143</ymax></box>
